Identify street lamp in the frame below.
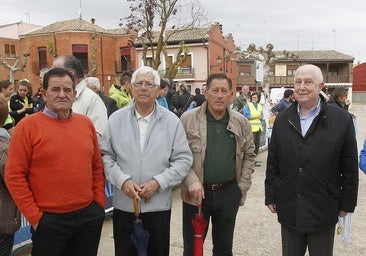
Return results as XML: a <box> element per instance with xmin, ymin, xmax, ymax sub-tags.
<box><xmin>210</xmin><ymin>55</ymin><xmax>223</xmax><ymax>71</ymax></box>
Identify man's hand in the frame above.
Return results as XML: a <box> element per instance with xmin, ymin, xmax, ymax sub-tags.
<box><xmin>139</xmin><ymin>179</ymin><xmax>160</xmax><ymax>203</ymax></box>
<box><xmin>122</xmin><ymin>179</ymin><xmax>142</xmax><ymax>200</ymax></box>
<box><xmin>339</xmin><ymin>210</ymin><xmax>348</xmax><ymax>217</ymax></box>
<box><xmin>268</xmin><ymin>204</ymin><xmax>277</xmax><ymax>213</ymax></box>
<box><xmin>187</xmin><ymin>181</ymin><xmax>204</xmax><ymax>205</ymax></box>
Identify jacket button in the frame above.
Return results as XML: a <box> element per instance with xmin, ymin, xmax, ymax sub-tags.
<box><xmin>296</xmin><ymin>194</ymin><xmax>302</xmax><ymax>198</ymax></box>
<box><xmin>298</xmin><ymin>168</ymin><xmax>303</xmax><ymax>173</ymax></box>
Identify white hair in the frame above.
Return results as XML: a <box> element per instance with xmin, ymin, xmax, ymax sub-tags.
<box><xmin>85</xmin><ymin>77</ymin><xmax>100</xmax><ymax>91</ymax></box>
<box><xmin>131</xmin><ymin>66</ymin><xmax>160</xmax><ymax>86</ymax></box>
<box><xmin>295</xmin><ymin>64</ymin><xmax>324</xmax><ymax>84</ymax></box>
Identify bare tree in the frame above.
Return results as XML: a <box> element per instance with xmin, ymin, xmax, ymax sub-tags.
<box><xmin>0</xmin><ymin>51</ymin><xmax>30</xmax><ymax>83</ymax></box>
<box><xmin>121</xmin><ymin>0</ymin><xmax>207</xmax><ymax>79</ymax></box>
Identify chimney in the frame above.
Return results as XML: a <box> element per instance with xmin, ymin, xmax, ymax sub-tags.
<box><xmin>91</xmin><ymin>18</ymin><xmax>95</xmax><ymax>24</ymax></box>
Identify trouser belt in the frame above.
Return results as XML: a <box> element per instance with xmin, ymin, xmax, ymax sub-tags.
<box><xmin>204</xmin><ymin>177</ymin><xmax>236</xmax><ymax>191</ymax></box>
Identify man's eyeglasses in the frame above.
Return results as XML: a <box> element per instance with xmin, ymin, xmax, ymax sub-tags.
<box><xmin>133</xmin><ymin>81</ymin><xmax>156</xmax><ymax>88</ymax></box>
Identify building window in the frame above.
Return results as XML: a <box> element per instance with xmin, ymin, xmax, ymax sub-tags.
<box><xmin>38</xmin><ymin>47</ymin><xmax>47</xmax><ymax>70</ymax></box>
<box><xmin>328</xmin><ymin>66</ymin><xmax>338</xmax><ymax>76</ymax></box>
<box><xmin>120</xmin><ymin>47</ymin><xmax>131</xmax><ymax>71</ymax></box>
<box><xmin>5</xmin><ymin>44</ymin><xmax>16</xmax><ymax>58</ymax></box>
<box><xmin>239</xmin><ymin>65</ymin><xmax>251</xmax><ymax>76</ymax></box>
<box><xmin>287</xmin><ymin>65</ymin><xmax>298</xmax><ymax>76</ymax></box>
<box><xmin>144</xmin><ymin>57</ymin><xmax>153</xmax><ymax>67</ymax></box>
<box><xmin>179</xmin><ymin>54</ymin><xmax>192</xmax><ymax>74</ymax></box>
<box><xmin>72</xmin><ymin>44</ymin><xmax>88</xmax><ymax>71</ymax></box>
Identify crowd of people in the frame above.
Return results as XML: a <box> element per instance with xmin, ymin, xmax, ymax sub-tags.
<box><xmin>0</xmin><ymin>60</ymin><xmax>362</xmax><ymax>256</ymax></box>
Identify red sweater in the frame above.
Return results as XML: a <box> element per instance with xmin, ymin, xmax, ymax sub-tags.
<box><xmin>5</xmin><ymin>112</ymin><xmax>105</xmax><ymax>225</ymax></box>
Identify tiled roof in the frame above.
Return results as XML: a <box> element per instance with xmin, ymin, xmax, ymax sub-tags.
<box><xmin>134</xmin><ymin>27</ymin><xmax>209</xmax><ymax>46</ymax></box>
<box><xmin>22</xmin><ymin>19</ymin><xmax>109</xmax><ymax>35</ymax></box>
<box><xmin>276</xmin><ymin>50</ymin><xmax>354</xmax><ymax>62</ymax></box>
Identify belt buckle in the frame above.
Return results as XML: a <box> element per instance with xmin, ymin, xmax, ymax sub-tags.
<box><xmin>211</xmin><ymin>184</ymin><xmax>220</xmax><ymax>191</ymax></box>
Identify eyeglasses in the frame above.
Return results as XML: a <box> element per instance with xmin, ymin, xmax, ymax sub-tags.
<box><xmin>133</xmin><ymin>81</ymin><xmax>156</xmax><ymax>88</ymax></box>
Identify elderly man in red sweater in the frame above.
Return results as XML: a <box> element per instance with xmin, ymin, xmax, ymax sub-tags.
<box><xmin>5</xmin><ymin>68</ymin><xmax>105</xmax><ymax>256</ymax></box>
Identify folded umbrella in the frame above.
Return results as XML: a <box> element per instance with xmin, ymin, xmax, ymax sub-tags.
<box><xmin>192</xmin><ymin>203</ymin><xmax>208</xmax><ymax>256</ymax></box>
<box><xmin>130</xmin><ymin>198</ymin><xmax>150</xmax><ymax>256</ymax></box>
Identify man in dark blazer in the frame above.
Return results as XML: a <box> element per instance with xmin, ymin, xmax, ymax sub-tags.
<box><xmin>265</xmin><ymin>64</ymin><xmax>358</xmax><ymax>256</ymax></box>
<box><xmin>86</xmin><ymin>77</ymin><xmax>118</xmax><ymax>118</ymax></box>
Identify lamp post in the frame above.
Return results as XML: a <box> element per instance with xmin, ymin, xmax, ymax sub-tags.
<box><xmin>210</xmin><ymin>55</ymin><xmax>223</xmax><ymax>72</ymax></box>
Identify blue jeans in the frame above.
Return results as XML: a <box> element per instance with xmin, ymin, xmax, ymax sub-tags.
<box><xmin>183</xmin><ymin>182</ymin><xmax>242</xmax><ymax>256</ymax></box>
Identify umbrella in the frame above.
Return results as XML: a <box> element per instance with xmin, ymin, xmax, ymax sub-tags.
<box><xmin>192</xmin><ymin>203</ymin><xmax>208</xmax><ymax>256</ymax></box>
<box><xmin>130</xmin><ymin>198</ymin><xmax>150</xmax><ymax>256</ymax></box>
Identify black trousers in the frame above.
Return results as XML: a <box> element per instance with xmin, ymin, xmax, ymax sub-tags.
<box><xmin>281</xmin><ymin>225</ymin><xmax>336</xmax><ymax>256</ymax></box>
<box><xmin>113</xmin><ymin>208</ymin><xmax>171</xmax><ymax>256</ymax></box>
<box><xmin>30</xmin><ymin>201</ymin><xmax>105</xmax><ymax>256</ymax></box>
<box><xmin>183</xmin><ymin>182</ymin><xmax>241</xmax><ymax>256</ymax></box>
<box><xmin>0</xmin><ymin>233</ymin><xmax>14</xmax><ymax>256</ymax></box>
<box><xmin>253</xmin><ymin>130</ymin><xmax>261</xmax><ymax>155</ymax></box>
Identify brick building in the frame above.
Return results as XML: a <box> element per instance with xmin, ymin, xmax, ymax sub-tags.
<box><xmin>135</xmin><ymin>22</ymin><xmax>237</xmax><ymax>92</ymax></box>
<box><xmin>352</xmin><ymin>62</ymin><xmax>366</xmax><ymax>103</ymax></box>
<box><xmin>1</xmin><ymin>18</ymin><xmax>135</xmax><ymax>94</ymax></box>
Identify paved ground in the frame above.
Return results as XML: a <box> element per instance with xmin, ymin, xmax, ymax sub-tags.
<box><xmin>12</xmin><ymin>103</ymin><xmax>366</xmax><ymax>256</ymax></box>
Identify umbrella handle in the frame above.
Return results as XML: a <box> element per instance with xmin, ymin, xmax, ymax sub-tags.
<box><xmin>133</xmin><ymin>198</ymin><xmax>139</xmax><ymax>218</ymax></box>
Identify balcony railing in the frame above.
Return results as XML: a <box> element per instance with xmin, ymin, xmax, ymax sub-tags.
<box><xmin>158</xmin><ymin>67</ymin><xmax>195</xmax><ymax>78</ymax></box>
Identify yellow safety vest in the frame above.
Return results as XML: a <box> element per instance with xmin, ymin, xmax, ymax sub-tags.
<box><xmin>248</xmin><ymin>102</ymin><xmax>263</xmax><ymax>132</ymax></box>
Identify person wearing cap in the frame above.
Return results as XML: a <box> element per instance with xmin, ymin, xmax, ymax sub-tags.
<box><xmin>85</xmin><ymin>77</ymin><xmax>118</xmax><ymax>117</ymax></box>
<box><xmin>101</xmin><ymin>66</ymin><xmax>192</xmax><ymax>256</ymax></box>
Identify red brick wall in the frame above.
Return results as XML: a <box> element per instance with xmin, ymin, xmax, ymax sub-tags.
<box><xmin>353</xmin><ymin>63</ymin><xmax>366</xmax><ymax>91</ymax></box>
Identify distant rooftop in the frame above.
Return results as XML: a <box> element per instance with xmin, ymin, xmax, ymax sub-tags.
<box><xmin>277</xmin><ymin>50</ymin><xmax>354</xmax><ymax>62</ymax></box>
<box><xmin>22</xmin><ymin>18</ymin><xmax>129</xmax><ymax>36</ymax></box>
<box><xmin>0</xmin><ymin>21</ymin><xmax>41</xmax><ymax>39</ymax></box>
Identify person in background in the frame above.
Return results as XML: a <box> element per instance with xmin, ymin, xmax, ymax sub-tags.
<box><xmin>101</xmin><ymin>66</ymin><xmax>192</xmax><ymax>256</ymax></box>
<box><xmin>271</xmin><ymin>89</ymin><xmax>294</xmax><ymax>116</ymax></box>
<box><xmin>232</xmin><ymin>85</ymin><xmax>250</xmax><ymax>112</ymax></box>
<box><xmin>156</xmin><ymin>78</ymin><xmax>169</xmax><ymax>109</ymax></box>
<box><xmin>9</xmin><ymin>79</ymin><xmax>34</xmax><ymax>125</ymax></box>
<box><xmin>188</xmin><ymin>86</ymin><xmax>206</xmax><ymax>110</ymax></box>
<box><xmin>175</xmin><ymin>82</ymin><xmax>193</xmax><ymax>117</ymax></box>
<box><xmin>109</xmin><ymin>71</ymin><xmax>133</xmax><ymax>109</ymax></box>
<box><xmin>52</xmin><ymin>55</ymin><xmax>108</xmax><ymax>141</ymax></box>
<box><xmin>85</xmin><ymin>77</ymin><xmax>118</xmax><ymax>117</ymax></box>
<box><xmin>166</xmin><ymin>79</ymin><xmax>180</xmax><ymax>112</ymax></box>
<box><xmin>0</xmin><ymin>80</ymin><xmax>15</xmax><ymax>135</ymax></box>
<box><xmin>360</xmin><ymin>139</ymin><xmax>366</xmax><ymax>174</ymax></box>
<box><xmin>0</xmin><ymin>96</ymin><xmax>20</xmax><ymax>256</ymax></box>
<box><xmin>327</xmin><ymin>87</ymin><xmax>355</xmax><ymax>117</ymax></box>
<box><xmin>5</xmin><ymin>68</ymin><xmax>106</xmax><ymax>256</ymax></box>
<box><xmin>180</xmin><ymin>73</ymin><xmax>255</xmax><ymax>256</ymax></box>
<box><xmin>265</xmin><ymin>64</ymin><xmax>358</xmax><ymax>256</ymax></box>
<box><xmin>242</xmin><ymin>92</ymin><xmax>263</xmax><ymax>166</ymax></box>
<box><xmin>33</xmin><ymin>68</ymin><xmax>49</xmax><ymax>112</ymax></box>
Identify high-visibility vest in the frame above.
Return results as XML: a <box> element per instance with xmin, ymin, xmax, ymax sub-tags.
<box><xmin>248</xmin><ymin>102</ymin><xmax>263</xmax><ymax>132</ymax></box>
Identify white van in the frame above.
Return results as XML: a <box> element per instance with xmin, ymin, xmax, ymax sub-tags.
<box><xmin>269</xmin><ymin>87</ymin><xmax>288</xmax><ymax>105</ymax></box>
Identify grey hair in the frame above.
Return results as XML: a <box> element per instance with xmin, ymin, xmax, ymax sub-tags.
<box><xmin>85</xmin><ymin>77</ymin><xmax>100</xmax><ymax>91</ymax></box>
<box><xmin>295</xmin><ymin>64</ymin><xmax>324</xmax><ymax>84</ymax></box>
<box><xmin>131</xmin><ymin>66</ymin><xmax>160</xmax><ymax>86</ymax></box>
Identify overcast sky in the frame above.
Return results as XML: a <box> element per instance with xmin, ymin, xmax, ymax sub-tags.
<box><xmin>1</xmin><ymin>0</ymin><xmax>365</xmax><ymax>63</ymax></box>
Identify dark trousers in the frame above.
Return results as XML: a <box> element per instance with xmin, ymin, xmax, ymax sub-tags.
<box><xmin>281</xmin><ymin>225</ymin><xmax>335</xmax><ymax>256</ymax></box>
<box><xmin>0</xmin><ymin>233</ymin><xmax>14</xmax><ymax>256</ymax></box>
<box><xmin>30</xmin><ymin>201</ymin><xmax>105</xmax><ymax>256</ymax></box>
<box><xmin>113</xmin><ymin>208</ymin><xmax>171</xmax><ymax>256</ymax></box>
<box><xmin>253</xmin><ymin>131</ymin><xmax>261</xmax><ymax>155</ymax></box>
<box><xmin>183</xmin><ymin>182</ymin><xmax>241</xmax><ymax>256</ymax></box>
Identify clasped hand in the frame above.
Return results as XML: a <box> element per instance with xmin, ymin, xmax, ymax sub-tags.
<box><xmin>122</xmin><ymin>179</ymin><xmax>160</xmax><ymax>203</ymax></box>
